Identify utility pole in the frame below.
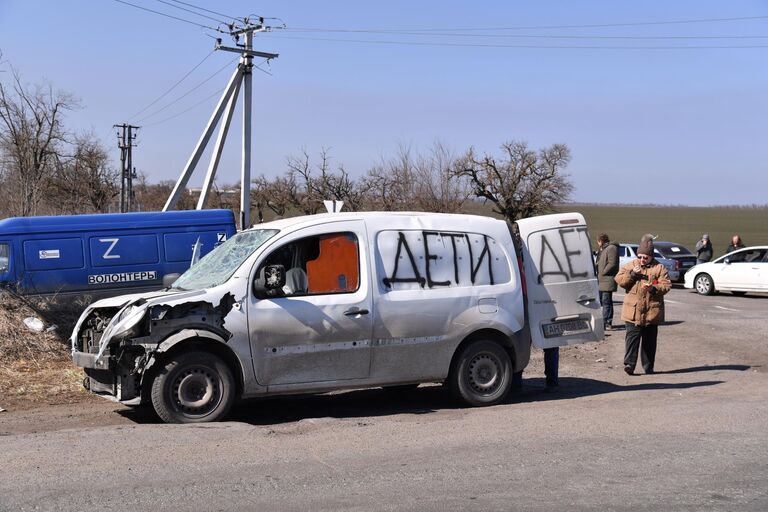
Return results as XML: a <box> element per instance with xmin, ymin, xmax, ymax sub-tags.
<box><xmin>115</xmin><ymin>124</ymin><xmax>139</xmax><ymax>212</ymax></box>
<box><xmin>163</xmin><ymin>17</ymin><xmax>278</xmax><ymax>230</ymax></box>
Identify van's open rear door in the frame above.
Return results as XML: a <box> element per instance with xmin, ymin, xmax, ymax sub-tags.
<box><xmin>516</xmin><ymin>213</ymin><xmax>604</xmax><ymax>349</ymax></box>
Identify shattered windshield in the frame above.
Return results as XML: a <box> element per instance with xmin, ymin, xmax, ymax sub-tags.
<box><xmin>171</xmin><ymin>229</ymin><xmax>279</xmax><ymax>291</ymax></box>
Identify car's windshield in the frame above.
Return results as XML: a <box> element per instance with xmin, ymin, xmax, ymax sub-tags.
<box><xmin>171</xmin><ymin>229</ymin><xmax>279</xmax><ymax>291</ymax></box>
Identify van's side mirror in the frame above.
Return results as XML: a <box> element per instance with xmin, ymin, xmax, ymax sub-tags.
<box><xmin>163</xmin><ymin>273</ymin><xmax>181</xmax><ymax>288</ymax></box>
<box><xmin>253</xmin><ymin>264</ymin><xmax>286</xmax><ymax>298</ymax></box>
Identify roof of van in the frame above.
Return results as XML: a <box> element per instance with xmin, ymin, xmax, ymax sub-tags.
<box><xmin>0</xmin><ymin>209</ymin><xmax>235</xmax><ymax>236</ymax></box>
<box><xmin>248</xmin><ymin>211</ymin><xmax>508</xmax><ymax>232</ymax></box>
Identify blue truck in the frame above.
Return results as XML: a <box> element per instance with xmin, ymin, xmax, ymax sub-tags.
<box><xmin>0</xmin><ymin>209</ymin><xmax>236</xmax><ymax>298</ymax></box>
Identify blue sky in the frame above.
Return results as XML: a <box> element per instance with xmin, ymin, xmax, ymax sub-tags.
<box><xmin>1</xmin><ymin>0</ymin><xmax>766</xmax><ymax>206</ymax></box>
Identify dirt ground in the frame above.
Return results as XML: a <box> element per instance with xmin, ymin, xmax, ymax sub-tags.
<box><xmin>1</xmin><ymin>286</ymin><xmax>766</xmax><ymax>433</ymax></box>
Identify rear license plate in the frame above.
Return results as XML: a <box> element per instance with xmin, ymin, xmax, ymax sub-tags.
<box><xmin>543</xmin><ymin>319</ymin><xmax>590</xmax><ymax>338</ymax></box>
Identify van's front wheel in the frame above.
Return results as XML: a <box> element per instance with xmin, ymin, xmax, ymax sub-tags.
<box><xmin>150</xmin><ymin>351</ymin><xmax>235</xmax><ymax>423</ymax></box>
<box><xmin>450</xmin><ymin>340</ymin><xmax>511</xmax><ymax>406</ymax></box>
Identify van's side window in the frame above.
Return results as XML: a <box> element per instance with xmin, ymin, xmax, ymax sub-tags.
<box><xmin>262</xmin><ymin>232</ymin><xmax>359</xmax><ymax>296</ymax></box>
<box><xmin>0</xmin><ymin>243</ymin><xmax>9</xmax><ymax>273</ymax></box>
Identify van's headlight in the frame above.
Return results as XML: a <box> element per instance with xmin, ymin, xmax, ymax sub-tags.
<box><xmin>110</xmin><ymin>305</ymin><xmax>146</xmax><ymax>341</ymax></box>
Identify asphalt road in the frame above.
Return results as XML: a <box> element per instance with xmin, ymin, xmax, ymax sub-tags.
<box><xmin>1</xmin><ymin>286</ymin><xmax>767</xmax><ymax>511</ymax></box>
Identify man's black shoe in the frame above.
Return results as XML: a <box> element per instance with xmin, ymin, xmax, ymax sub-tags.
<box><xmin>624</xmin><ymin>365</ymin><xmax>634</xmax><ymax>375</ymax></box>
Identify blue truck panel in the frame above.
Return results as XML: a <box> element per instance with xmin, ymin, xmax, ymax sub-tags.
<box><xmin>23</xmin><ymin>238</ymin><xmax>85</xmax><ymax>271</ymax></box>
<box><xmin>89</xmin><ymin>234</ymin><xmax>160</xmax><ymax>267</ymax></box>
<box><xmin>0</xmin><ymin>209</ymin><xmax>236</xmax><ymax>298</ymax></box>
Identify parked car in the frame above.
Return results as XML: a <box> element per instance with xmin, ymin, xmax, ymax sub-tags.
<box><xmin>651</xmin><ymin>241</ymin><xmax>698</xmax><ymax>282</ymax></box>
<box><xmin>684</xmin><ymin>246</ymin><xmax>768</xmax><ymax>296</ymax></box>
<box><xmin>618</xmin><ymin>243</ymin><xmax>681</xmax><ymax>282</ymax></box>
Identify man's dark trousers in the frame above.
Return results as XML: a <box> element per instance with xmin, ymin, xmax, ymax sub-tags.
<box><xmin>624</xmin><ymin>322</ymin><xmax>658</xmax><ymax>373</ymax></box>
<box><xmin>600</xmin><ymin>291</ymin><xmax>614</xmax><ymax>328</ymax></box>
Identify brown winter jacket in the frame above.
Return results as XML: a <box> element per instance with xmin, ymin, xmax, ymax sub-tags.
<box><xmin>596</xmin><ymin>242</ymin><xmax>619</xmax><ymax>292</ymax></box>
<box><xmin>615</xmin><ymin>259</ymin><xmax>671</xmax><ymax>326</ymax></box>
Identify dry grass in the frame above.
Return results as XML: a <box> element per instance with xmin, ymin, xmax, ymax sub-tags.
<box><xmin>0</xmin><ymin>291</ymin><xmax>93</xmax><ymax>410</ymax></box>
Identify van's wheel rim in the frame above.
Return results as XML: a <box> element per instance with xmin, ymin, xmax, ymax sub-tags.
<box><xmin>467</xmin><ymin>353</ymin><xmax>501</xmax><ymax>394</ymax></box>
<box><xmin>173</xmin><ymin>367</ymin><xmax>220</xmax><ymax>414</ymax></box>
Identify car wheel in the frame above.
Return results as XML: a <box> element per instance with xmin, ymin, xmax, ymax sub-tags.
<box><xmin>694</xmin><ymin>273</ymin><xmax>715</xmax><ymax>296</ymax></box>
<box><xmin>151</xmin><ymin>351</ymin><xmax>235</xmax><ymax>423</ymax></box>
<box><xmin>450</xmin><ymin>340</ymin><xmax>511</xmax><ymax>406</ymax></box>
<box><xmin>731</xmin><ymin>291</ymin><xmax>747</xmax><ymax>296</ymax></box>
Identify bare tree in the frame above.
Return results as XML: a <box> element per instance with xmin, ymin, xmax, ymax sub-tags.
<box><xmin>284</xmin><ymin>147</ymin><xmax>365</xmax><ymax>214</ymax></box>
<box><xmin>455</xmin><ymin>140</ymin><xmax>574</xmax><ymax>222</ymax></box>
<box><xmin>48</xmin><ymin>132</ymin><xmax>119</xmax><ymax>213</ymax></box>
<box><xmin>412</xmin><ymin>141</ymin><xmax>469</xmax><ymax>213</ymax></box>
<box><xmin>0</xmin><ymin>70</ymin><xmax>77</xmax><ymax>216</ymax></box>
<box><xmin>360</xmin><ymin>144</ymin><xmax>418</xmax><ymax>211</ymax></box>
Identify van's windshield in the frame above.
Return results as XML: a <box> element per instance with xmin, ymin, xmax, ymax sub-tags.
<box><xmin>171</xmin><ymin>229</ymin><xmax>279</xmax><ymax>291</ymax></box>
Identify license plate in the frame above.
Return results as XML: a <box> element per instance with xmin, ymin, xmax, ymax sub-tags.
<box><xmin>543</xmin><ymin>319</ymin><xmax>590</xmax><ymax>338</ymax></box>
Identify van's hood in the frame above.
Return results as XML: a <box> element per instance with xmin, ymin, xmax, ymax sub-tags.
<box><xmin>86</xmin><ymin>287</ymin><xmax>209</xmax><ymax>309</ymax></box>
<box><xmin>70</xmin><ymin>287</ymin><xmax>225</xmax><ymax>354</ymax></box>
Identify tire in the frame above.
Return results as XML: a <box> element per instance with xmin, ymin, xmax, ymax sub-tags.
<box><xmin>150</xmin><ymin>351</ymin><xmax>235</xmax><ymax>424</ymax></box>
<box><xmin>450</xmin><ymin>340</ymin><xmax>512</xmax><ymax>406</ymax></box>
<box><xmin>731</xmin><ymin>291</ymin><xmax>747</xmax><ymax>296</ymax></box>
<box><xmin>694</xmin><ymin>273</ymin><xmax>715</xmax><ymax>296</ymax></box>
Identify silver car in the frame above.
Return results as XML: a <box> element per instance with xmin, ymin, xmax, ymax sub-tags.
<box><xmin>619</xmin><ymin>243</ymin><xmax>680</xmax><ymax>282</ymax></box>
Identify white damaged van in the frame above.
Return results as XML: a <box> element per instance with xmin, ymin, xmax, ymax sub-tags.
<box><xmin>71</xmin><ymin>211</ymin><xmax>603</xmax><ymax>423</ymax></box>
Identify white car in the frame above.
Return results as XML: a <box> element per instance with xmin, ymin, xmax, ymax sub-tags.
<box><xmin>684</xmin><ymin>246</ymin><xmax>768</xmax><ymax>296</ymax></box>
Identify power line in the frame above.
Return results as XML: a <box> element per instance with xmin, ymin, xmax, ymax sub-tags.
<box><xmin>285</xmin><ymin>15</ymin><xmax>768</xmax><ymax>33</ymax></box>
<box><xmin>136</xmin><ymin>56</ymin><xmax>239</xmax><ymax>123</ymax></box>
<box><xmin>264</xmin><ymin>34</ymin><xmax>768</xmax><ymax>50</ymax></box>
<box><xmin>141</xmin><ymin>59</ymin><xmax>273</xmax><ymax>127</ymax></box>
<box><xmin>112</xmin><ymin>0</ymin><xmax>221</xmax><ymax>31</ymax></box>
<box><xmin>281</xmin><ymin>30</ymin><xmax>768</xmax><ymax>40</ymax></box>
<box><xmin>153</xmin><ymin>0</ymin><xmax>228</xmax><ymax>25</ymax></box>
<box><xmin>143</xmin><ymin>88</ymin><xmax>224</xmax><ymax>127</ymax></box>
<box><xmin>168</xmin><ymin>0</ymin><xmax>238</xmax><ymax>22</ymax></box>
<box><xmin>128</xmin><ymin>49</ymin><xmax>215</xmax><ymax>121</ymax></box>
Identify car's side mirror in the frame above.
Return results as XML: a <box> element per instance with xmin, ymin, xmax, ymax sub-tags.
<box><xmin>163</xmin><ymin>273</ymin><xmax>181</xmax><ymax>288</ymax></box>
<box><xmin>723</xmin><ymin>258</ymin><xmax>730</xmax><ymax>265</ymax></box>
<box><xmin>253</xmin><ymin>264</ymin><xmax>286</xmax><ymax>298</ymax></box>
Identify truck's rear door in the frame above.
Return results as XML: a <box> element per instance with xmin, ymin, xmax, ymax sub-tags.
<box><xmin>516</xmin><ymin>212</ymin><xmax>603</xmax><ymax>349</ymax></box>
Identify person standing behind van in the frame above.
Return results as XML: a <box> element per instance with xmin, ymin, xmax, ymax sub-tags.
<box><xmin>595</xmin><ymin>233</ymin><xmax>619</xmax><ymax>330</ymax></box>
<box><xmin>695</xmin><ymin>234</ymin><xmax>713</xmax><ymax>264</ymax></box>
<box><xmin>615</xmin><ymin>234</ymin><xmax>671</xmax><ymax>375</ymax></box>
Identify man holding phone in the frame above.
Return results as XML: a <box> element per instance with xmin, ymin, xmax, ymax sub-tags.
<box><xmin>615</xmin><ymin>234</ymin><xmax>672</xmax><ymax>375</ymax></box>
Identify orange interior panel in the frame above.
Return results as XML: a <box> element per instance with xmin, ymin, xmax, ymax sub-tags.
<box><xmin>307</xmin><ymin>234</ymin><xmax>359</xmax><ymax>293</ymax></box>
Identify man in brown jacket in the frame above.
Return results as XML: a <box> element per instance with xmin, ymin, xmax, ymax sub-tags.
<box><xmin>615</xmin><ymin>234</ymin><xmax>671</xmax><ymax>375</ymax></box>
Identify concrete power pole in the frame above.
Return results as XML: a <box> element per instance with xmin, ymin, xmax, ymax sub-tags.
<box><xmin>162</xmin><ymin>17</ymin><xmax>278</xmax><ymax>230</ymax></box>
<box><xmin>115</xmin><ymin>124</ymin><xmax>139</xmax><ymax>212</ymax></box>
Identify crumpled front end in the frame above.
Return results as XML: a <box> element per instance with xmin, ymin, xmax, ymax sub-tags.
<box><xmin>71</xmin><ymin>290</ymin><xmax>234</xmax><ymax>403</ymax></box>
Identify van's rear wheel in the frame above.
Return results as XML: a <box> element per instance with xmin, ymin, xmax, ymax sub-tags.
<box><xmin>150</xmin><ymin>351</ymin><xmax>235</xmax><ymax>423</ymax></box>
<box><xmin>450</xmin><ymin>340</ymin><xmax>511</xmax><ymax>406</ymax></box>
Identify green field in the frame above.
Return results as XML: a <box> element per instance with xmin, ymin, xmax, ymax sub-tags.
<box><xmin>555</xmin><ymin>204</ymin><xmax>767</xmax><ymax>257</ymax></box>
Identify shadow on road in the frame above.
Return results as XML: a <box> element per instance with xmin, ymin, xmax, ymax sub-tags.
<box><xmin>652</xmin><ymin>364</ymin><xmax>750</xmax><ymax>375</ymax></box>
<box><xmin>115</xmin><ymin>373</ymin><xmax>731</xmax><ymax>426</ymax></box>
<box><xmin>512</xmin><ymin>376</ymin><xmax>725</xmax><ymax>404</ymax></box>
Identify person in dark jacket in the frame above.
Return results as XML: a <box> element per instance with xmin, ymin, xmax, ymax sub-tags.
<box><xmin>615</xmin><ymin>234</ymin><xmax>671</xmax><ymax>375</ymax></box>
<box><xmin>695</xmin><ymin>234</ymin><xmax>713</xmax><ymax>264</ymax></box>
<box><xmin>596</xmin><ymin>233</ymin><xmax>619</xmax><ymax>330</ymax></box>
<box><xmin>726</xmin><ymin>234</ymin><xmax>745</xmax><ymax>255</ymax></box>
